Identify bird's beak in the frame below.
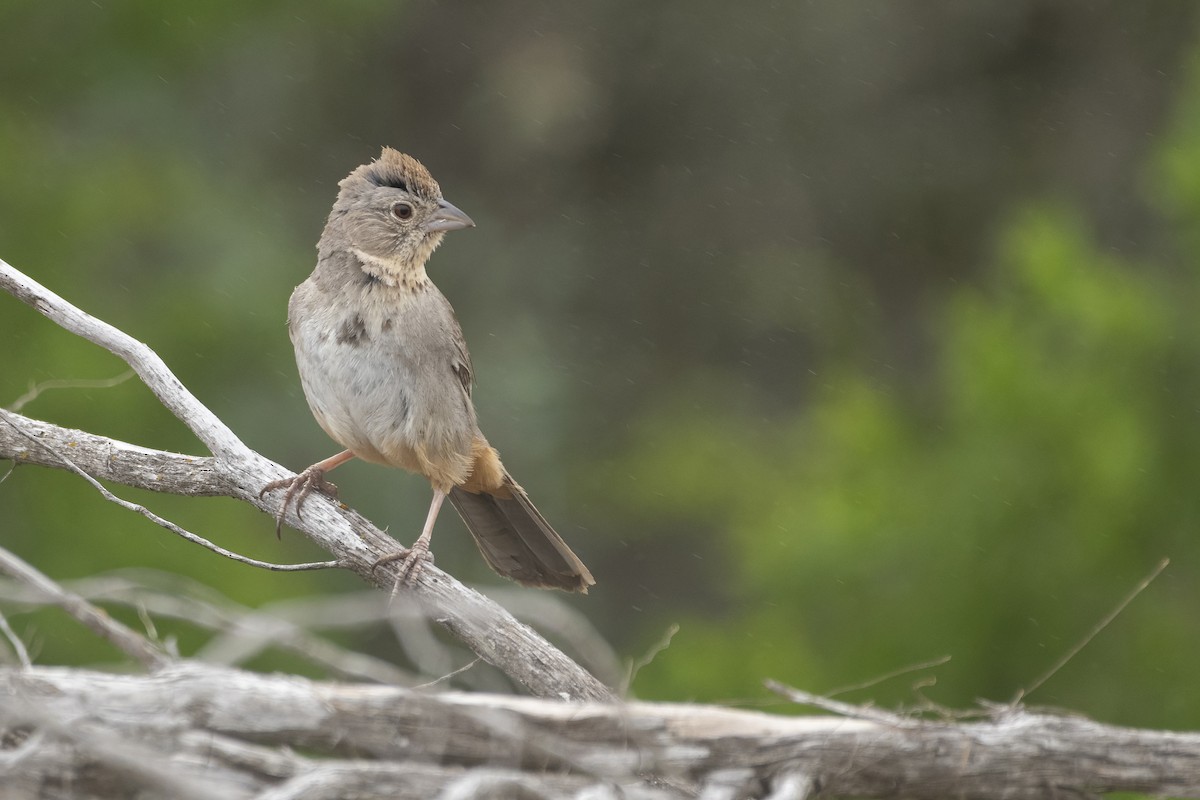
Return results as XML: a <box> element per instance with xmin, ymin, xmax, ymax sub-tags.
<box><xmin>423</xmin><ymin>200</ymin><xmax>475</xmax><ymax>233</ymax></box>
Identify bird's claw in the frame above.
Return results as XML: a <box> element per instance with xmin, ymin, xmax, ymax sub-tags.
<box><xmin>372</xmin><ymin>541</ymin><xmax>435</xmax><ymax>586</ymax></box>
<box><xmin>259</xmin><ymin>467</ymin><xmax>339</xmax><ymax>539</ymax></box>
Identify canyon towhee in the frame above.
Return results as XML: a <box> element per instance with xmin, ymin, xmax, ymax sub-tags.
<box><xmin>261</xmin><ymin>148</ymin><xmax>594</xmax><ymax>593</ymax></box>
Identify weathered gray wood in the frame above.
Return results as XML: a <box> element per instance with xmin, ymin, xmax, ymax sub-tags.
<box><xmin>5</xmin><ymin>258</ymin><xmax>1199</xmax><ymax>799</ymax></box>
<box><xmin>0</xmin><ymin>257</ymin><xmax>613</xmax><ymax>703</ymax></box>
<box><xmin>0</xmin><ymin>547</ymin><xmax>170</xmax><ymax>669</ymax></box>
<box><xmin>2</xmin><ymin>663</ymin><xmax>1197</xmax><ymax>799</ymax></box>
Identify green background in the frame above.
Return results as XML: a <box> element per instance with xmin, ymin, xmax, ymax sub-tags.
<box><xmin>3</xmin><ymin>1</ymin><xmax>1199</xmax><ymax>735</ymax></box>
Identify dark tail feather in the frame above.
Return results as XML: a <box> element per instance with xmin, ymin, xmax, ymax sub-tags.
<box><xmin>449</xmin><ymin>478</ymin><xmax>595</xmax><ymax>593</ymax></box>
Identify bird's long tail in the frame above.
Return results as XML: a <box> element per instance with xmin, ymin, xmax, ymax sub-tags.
<box><xmin>449</xmin><ymin>475</ymin><xmax>594</xmax><ymax>593</ymax></box>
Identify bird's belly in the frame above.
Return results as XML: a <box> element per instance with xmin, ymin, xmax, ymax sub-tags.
<box><xmin>294</xmin><ymin>321</ymin><xmax>474</xmax><ymax>487</ymax></box>
<box><xmin>304</xmin><ymin>352</ymin><xmax>417</xmax><ymax>460</ymax></box>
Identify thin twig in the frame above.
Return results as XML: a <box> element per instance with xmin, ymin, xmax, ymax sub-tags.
<box><xmin>765</xmin><ymin>680</ymin><xmax>915</xmax><ymax>727</ymax></box>
<box><xmin>824</xmin><ymin>655</ymin><xmax>952</xmax><ymax>698</ymax></box>
<box><xmin>0</xmin><ymin>610</ymin><xmax>32</xmax><ymax>668</ymax></box>
<box><xmin>8</xmin><ymin>370</ymin><xmax>135</xmax><ymax>412</ymax></box>
<box><xmin>1014</xmin><ymin>557</ymin><xmax>1170</xmax><ymax>704</ymax></box>
<box><xmin>0</xmin><ymin>544</ymin><xmax>168</xmax><ymax>669</ymax></box>
<box><xmin>414</xmin><ymin>657</ymin><xmax>483</xmax><ymax>690</ymax></box>
<box><xmin>0</xmin><ymin>572</ymin><xmax>416</xmax><ymax>684</ymax></box>
<box><xmin>1</xmin><ymin>413</ymin><xmax>338</xmax><ymax>573</ymax></box>
<box><xmin>622</xmin><ymin>623</ymin><xmax>679</xmax><ymax>695</ymax></box>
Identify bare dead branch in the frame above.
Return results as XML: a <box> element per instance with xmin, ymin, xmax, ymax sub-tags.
<box><xmin>0</xmin><ymin>258</ymin><xmax>613</xmax><ymax>702</ymax></box>
<box><xmin>0</xmin><ymin>409</ymin><xmax>228</xmax><ymax>496</ymax></box>
<box><xmin>0</xmin><ymin>264</ymin><xmax>242</xmax><ymax>457</ymax></box>
<box><xmin>484</xmin><ymin>586</ymin><xmax>623</xmax><ymax>686</ymax></box>
<box><xmin>0</xmin><ymin>412</ymin><xmax>337</xmax><ymax>572</ymax></box>
<box><xmin>3</xmin><ymin>662</ymin><xmax>1198</xmax><ymax>799</ymax></box>
<box><xmin>0</xmin><ymin>689</ymin><xmax>235</xmax><ymax>800</ymax></box>
<box><xmin>11</xmin><ymin>571</ymin><xmax>418</xmax><ymax>684</ymax></box>
<box><xmin>0</xmin><ymin>546</ymin><xmax>169</xmax><ymax>669</ymax></box>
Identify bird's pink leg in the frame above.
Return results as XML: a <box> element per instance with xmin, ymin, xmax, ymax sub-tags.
<box><xmin>260</xmin><ymin>449</ymin><xmax>356</xmax><ymax>537</ymax></box>
<box><xmin>373</xmin><ymin>487</ymin><xmax>446</xmax><ymax>584</ymax></box>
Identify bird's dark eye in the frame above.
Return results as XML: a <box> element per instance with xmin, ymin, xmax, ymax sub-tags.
<box><xmin>391</xmin><ymin>202</ymin><xmax>414</xmax><ymax>221</ymax></box>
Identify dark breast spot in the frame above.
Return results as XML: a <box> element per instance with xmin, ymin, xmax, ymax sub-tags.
<box><xmin>381</xmin><ymin>316</ymin><xmax>395</xmax><ymax>332</ymax></box>
<box><xmin>336</xmin><ymin>314</ymin><xmax>368</xmax><ymax>346</ymax></box>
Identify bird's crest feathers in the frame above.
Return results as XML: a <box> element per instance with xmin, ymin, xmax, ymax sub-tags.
<box><xmin>342</xmin><ymin>147</ymin><xmax>442</xmax><ymax>200</ymax></box>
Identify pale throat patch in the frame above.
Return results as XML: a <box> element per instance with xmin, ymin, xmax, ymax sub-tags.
<box><xmin>352</xmin><ymin>248</ymin><xmax>430</xmax><ymax>288</ymax></box>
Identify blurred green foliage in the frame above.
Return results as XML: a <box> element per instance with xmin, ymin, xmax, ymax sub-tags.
<box><xmin>2</xmin><ymin>2</ymin><xmax>1199</xmax><ymax>738</ymax></box>
<box><xmin>616</xmin><ymin>205</ymin><xmax>1200</xmax><ymax>727</ymax></box>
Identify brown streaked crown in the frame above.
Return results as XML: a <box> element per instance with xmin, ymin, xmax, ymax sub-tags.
<box><xmin>339</xmin><ymin>147</ymin><xmax>442</xmax><ymax>201</ymax></box>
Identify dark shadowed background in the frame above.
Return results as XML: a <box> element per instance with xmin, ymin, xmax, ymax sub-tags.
<box><xmin>4</xmin><ymin>1</ymin><xmax>1200</xmax><ymax>731</ymax></box>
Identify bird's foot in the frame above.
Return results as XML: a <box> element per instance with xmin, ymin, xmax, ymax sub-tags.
<box><xmin>259</xmin><ymin>467</ymin><xmax>339</xmax><ymax>539</ymax></box>
<box><xmin>371</xmin><ymin>489</ymin><xmax>444</xmax><ymax>593</ymax></box>
<box><xmin>372</xmin><ymin>539</ymin><xmax>435</xmax><ymax>587</ymax></box>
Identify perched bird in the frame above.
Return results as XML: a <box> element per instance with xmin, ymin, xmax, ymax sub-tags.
<box><xmin>261</xmin><ymin>147</ymin><xmax>594</xmax><ymax>593</ymax></box>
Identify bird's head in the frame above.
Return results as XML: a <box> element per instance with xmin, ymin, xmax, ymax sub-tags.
<box><xmin>326</xmin><ymin>147</ymin><xmax>474</xmax><ymax>283</ymax></box>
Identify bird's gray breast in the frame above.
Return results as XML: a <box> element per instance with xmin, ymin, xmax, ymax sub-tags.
<box><xmin>288</xmin><ymin>278</ymin><xmax>475</xmax><ymax>467</ymax></box>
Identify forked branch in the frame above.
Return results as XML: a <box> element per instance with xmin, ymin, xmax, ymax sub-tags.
<box><xmin>0</xmin><ymin>257</ymin><xmax>612</xmax><ymax>702</ymax></box>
